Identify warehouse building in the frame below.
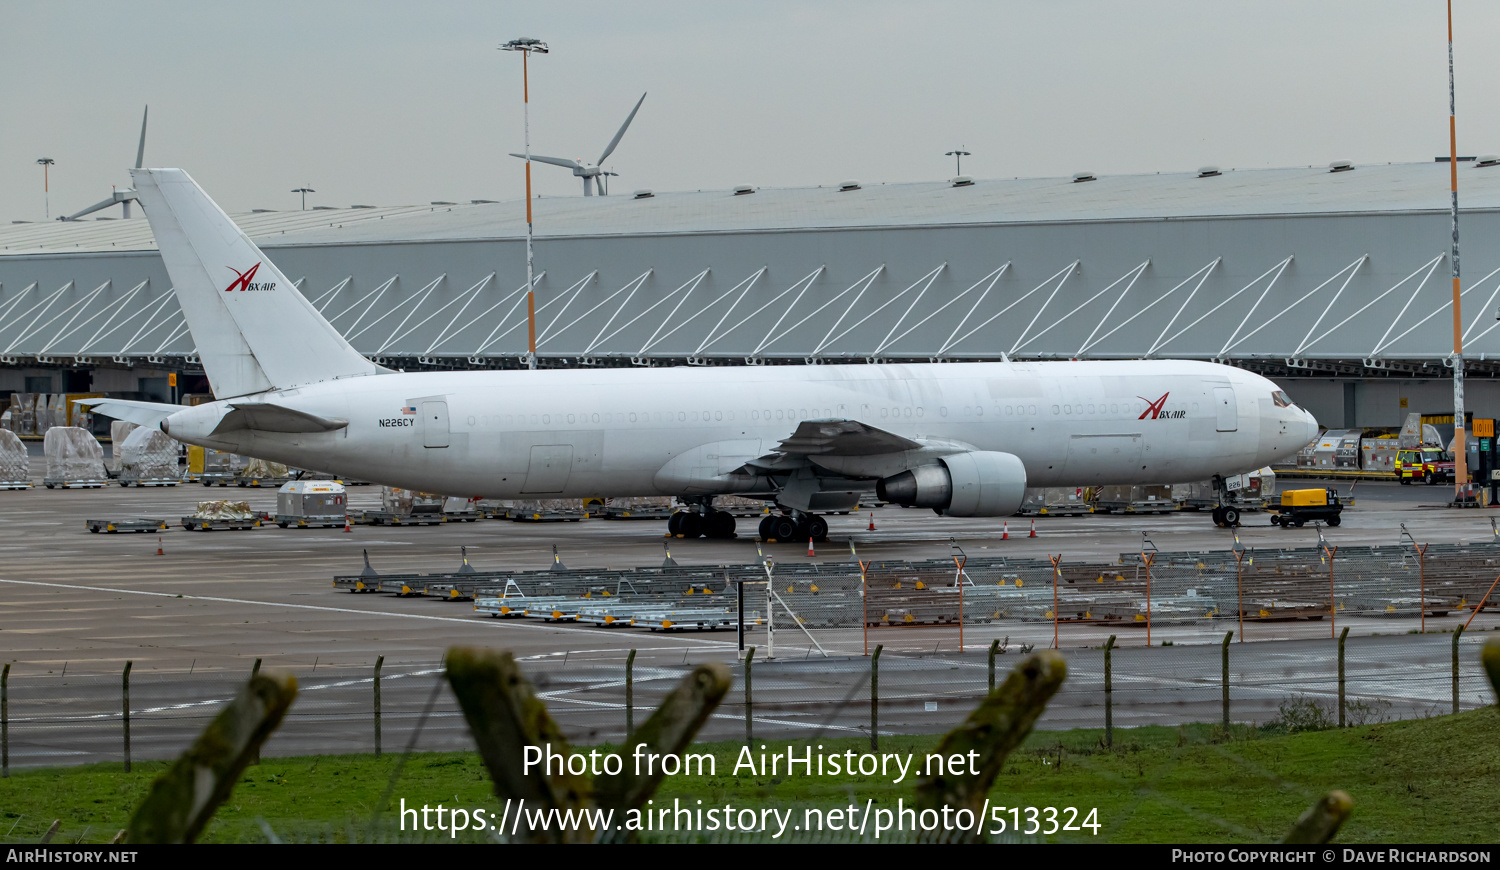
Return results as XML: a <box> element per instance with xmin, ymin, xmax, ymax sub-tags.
<box><xmin>1</xmin><ymin>159</ymin><xmax>1498</xmax><ymax>429</ymax></box>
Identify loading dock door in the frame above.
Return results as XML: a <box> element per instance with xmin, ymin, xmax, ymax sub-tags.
<box><xmin>420</xmin><ymin>400</ymin><xmax>450</xmax><ymax>448</ymax></box>
<box><xmin>523</xmin><ymin>445</ymin><xmax>573</xmax><ymax>493</ymax></box>
<box><xmin>1214</xmin><ymin>387</ymin><xmax>1238</xmax><ymax>432</ymax></box>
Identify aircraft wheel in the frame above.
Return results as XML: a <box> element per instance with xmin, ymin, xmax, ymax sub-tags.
<box><xmin>705</xmin><ymin>510</ymin><xmax>736</xmax><ymax>539</ymax></box>
<box><xmin>769</xmin><ymin>515</ymin><xmax>799</xmax><ymax>542</ymax></box>
<box><xmin>678</xmin><ymin>511</ymin><xmax>703</xmax><ymax>538</ymax></box>
<box><xmin>1211</xmin><ymin>506</ymin><xmax>1225</xmax><ymax>526</ymax></box>
<box><xmin>667</xmin><ymin>511</ymin><xmax>684</xmax><ymax>536</ymax></box>
<box><xmin>1221</xmin><ymin>507</ymin><xmax>1240</xmax><ymax>526</ymax></box>
<box><xmin>807</xmin><ymin>514</ymin><xmax>829</xmax><ymax>541</ymax></box>
<box><xmin>757</xmin><ymin>515</ymin><xmax>775</xmax><ymax>541</ymax></box>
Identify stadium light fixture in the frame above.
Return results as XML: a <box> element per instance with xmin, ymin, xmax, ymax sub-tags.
<box><xmin>501</xmin><ymin>37</ymin><xmax>548</xmax><ymax>370</ymax></box>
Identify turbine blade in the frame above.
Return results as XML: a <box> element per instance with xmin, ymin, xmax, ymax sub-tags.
<box><xmin>508</xmin><ymin>152</ymin><xmax>585</xmax><ymax>170</ymax></box>
<box><xmin>135</xmin><ymin>105</ymin><xmax>149</xmax><ymax>169</ymax></box>
<box><xmin>62</xmin><ymin>196</ymin><xmax>119</xmax><ymax>222</ymax></box>
<box><xmin>597</xmin><ymin>92</ymin><xmax>646</xmax><ymax>165</ymax></box>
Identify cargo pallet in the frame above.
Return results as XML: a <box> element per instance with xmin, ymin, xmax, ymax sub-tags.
<box><xmin>43</xmin><ymin>479</ymin><xmax>109</xmax><ymax>489</ymax></box>
<box><xmin>180</xmin><ymin>516</ymin><xmax>263</xmax><ymax>531</ymax></box>
<box><xmin>85</xmin><ymin>518</ymin><xmax>168</xmax><ymax>534</ymax></box>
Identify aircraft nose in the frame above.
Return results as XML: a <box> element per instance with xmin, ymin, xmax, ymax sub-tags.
<box><xmin>1303</xmin><ymin>410</ymin><xmax>1320</xmax><ymax>444</ymax></box>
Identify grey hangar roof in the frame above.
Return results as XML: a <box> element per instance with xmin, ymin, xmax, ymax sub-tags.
<box><xmin>2</xmin><ymin>160</ymin><xmax>1499</xmax><ymax>375</ymax></box>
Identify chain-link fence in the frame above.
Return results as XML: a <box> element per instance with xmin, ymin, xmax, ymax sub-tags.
<box><xmin>2</xmin><ymin>629</ymin><xmax>1494</xmax><ymax>773</ymax></box>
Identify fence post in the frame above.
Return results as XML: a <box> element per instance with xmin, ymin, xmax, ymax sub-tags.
<box><xmin>122</xmin><ymin>661</ymin><xmax>132</xmax><ymax>773</ymax></box>
<box><xmin>1453</xmin><ymin>625</ymin><xmax>1465</xmax><ymax>715</ymax></box>
<box><xmin>373</xmin><ymin>655</ymin><xmax>384</xmax><ymax>757</ymax></box>
<box><xmin>1337</xmin><ymin>626</ymin><xmax>1349</xmax><ymax>727</ymax></box>
<box><xmin>988</xmin><ymin>639</ymin><xmax>999</xmax><ymax>692</ymax></box>
<box><xmin>1222</xmin><ymin>631</ymin><xmax>1233</xmax><ymax>729</ymax></box>
<box><xmin>743</xmin><ymin>646</ymin><xmax>755</xmax><ymax>746</ymax></box>
<box><xmin>625</xmin><ymin>649</ymin><xmax>637</xmax><ymax>741</ymax></box>
<box><xmin>870</xmin><ymin>644</ymin><xmax>883</xmax><ymax>752</ymax></box>
<box><xmin>2</xmin><ymin>662</ymin><xmax>8</xmax><ymax>779</ymax></box>
<box><xmin>1103</xmin><ymin>635</ymin><xmax>1115</xmax><ymax>748</ymax></box>
<box><xmin>251</xmin><ymin>658</ymin><xmax>262</xmax><ymax>765</ymax></box>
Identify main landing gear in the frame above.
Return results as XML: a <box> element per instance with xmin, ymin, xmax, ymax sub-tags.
<box><xmin>666</xmin><ymin>501</ymin><xmax>737</xmax><ymax>539</ymax></box>
<box><xmin>756</xmin><ymin>511</ymin><xmax>828</xmax><ymax>543</ymax></box>
<box><xmin>1211</xmin><ymin>505</ymin><xmax>1241</xmax><ymax>528</ymax></box>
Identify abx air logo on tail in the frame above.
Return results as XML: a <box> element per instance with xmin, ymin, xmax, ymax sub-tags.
<box><xmin>1137</xmin><ymin>392</ymin><xmax>1185</xmax><ymax>420</ymax></box>
<box><xmin>224</xmin><ymin>263</ymin><xmax>276</xmax><ymax>292</ymax></box>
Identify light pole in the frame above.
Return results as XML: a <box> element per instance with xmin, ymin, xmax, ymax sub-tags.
<box><xmin>501</xmin><ymin>37</ymin><xmax>548</xmax><ymax>371</ymax></box>
<box><xmin>945</xmin><ymin>148</ymin><xmax>970</xmax><ymax>176</ymax></box>
<box><xmin>36</xmin><ymin>158</ymin><xmax>55</xmax><ymax>220</ymax></box>
<box><xmin>292</xmin><ymin>187</ymin><xmax>315</xmax><ymax>211</ymax></box>
<box><xmin>1445</xmin><ymin>1</ymin><xmax>1468</xmax><ymax>498</ymax></box>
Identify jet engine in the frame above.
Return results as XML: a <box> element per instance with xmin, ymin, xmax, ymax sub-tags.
<box><xmin>874</xmin><ymin>451</ymin><xmax>1027</xmax><ymax>517</ymax></box>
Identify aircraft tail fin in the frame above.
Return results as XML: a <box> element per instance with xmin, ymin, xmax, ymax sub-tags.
<box><xmin>130</xmin><ymin>168</ymin><xmax>382</xmax><ymax>398</ymax></box>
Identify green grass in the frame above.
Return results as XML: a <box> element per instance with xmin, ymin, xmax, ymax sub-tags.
<box><xmin>1</xmin><ymin>708</ymin><xmax>1496</xmax><ymax>843</ymax></box>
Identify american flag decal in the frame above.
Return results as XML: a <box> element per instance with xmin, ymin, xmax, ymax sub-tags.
<box><xmin>401</xmin><ymin>406</ymin><xmax>416</xmax><ymax>415</ymax></box>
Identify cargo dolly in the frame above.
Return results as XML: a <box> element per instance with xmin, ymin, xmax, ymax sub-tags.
<box><xmin>0</xmin><ymin>480</ymin><xmax>32</xmax><ymax>491</ymax></box>
<box><xmin>198</xmin><ymin>473</ymin><xmax>236</xmax><ymax>487</ymax></box>
<box><xmin>86</xmin><ymin>518</ymin><xmax>168</xmax><ymax>534</ymax></box>
<box><xmin>117</xmin><ymin>476</ymin><xmax>179</xmax><ymax>488</ymax></box>
<box><xmin>347</xmin><ymin>510</ymin><xmax>447</xmax><ymax>526</ymax></box>
<box><xmin>179</xmin><ymin>515</ymin><xmax>264</xmax><ymax>531</ymax></box>
<box><xmin>44</xmin><ymin>478</ymin><xmax>110</xmax><ymax>489</ymax></box>
<box><xmin>235</xmin><ymin>476</ymin><xmax>292</xmax><ymax>488</ymax></box>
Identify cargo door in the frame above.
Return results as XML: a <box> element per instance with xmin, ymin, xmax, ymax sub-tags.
<box><xmin>1213</xmin><ymin>387</ymin><xmax>1238</xmax><ymax>432</ymax></box>
<box><xmin>420</xmin><ymin>400</ymin><xmax>450</xmax><ymax>448</ymax></box>
<box><xmin>1061</xmin><ymin>433</ymin><xmax>1143</xmax><ymax>482</ymax></box>
<box><xmin>523</xmin><ymin>445</ymin><xmax>573</xmax><ymax>493</ymax></box>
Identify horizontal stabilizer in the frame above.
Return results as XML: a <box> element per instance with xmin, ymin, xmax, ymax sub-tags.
<box><xmin>72</xmin><ymin>398</ymin><xmax>178</xmax><ymax>429</ymax></box>
<box><xmin>213</xmin><ymin>403</ymin><xmax>349</xmax><ymax>434</ymax></box>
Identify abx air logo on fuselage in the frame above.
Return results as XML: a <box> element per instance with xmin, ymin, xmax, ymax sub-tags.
<box><xmin>1137</xmin><ymin>392</ymin><xmax>1186</xmax><ymax>420</ymax></box>
<box><xmin>224</xmin><ymin>263</ymin><xmax>277</xmax><ymax>292</ymax></box>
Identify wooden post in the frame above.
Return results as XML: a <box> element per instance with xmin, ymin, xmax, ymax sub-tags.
<box><xmin>1337</xmin><ymin>626</ymin><xmax>1349</xmax><ymax>727</ymax></box>
<box><xmin>2</xmin><ymin>663</ymin><xmax>8</xmax><ymax>779</ymax></box>
<box><xmin>625</xmin><ymin>649</ymin><xmax>637</xmax><ymax>741</ymax></box>
<box><xmin>1222</xmin><ymin>631</ymin><xmax>1233</xmax><ymax>729</ymax></box>
<box><xmin>251</xmin><ymin>658</ymin><xmax>261</xmax><ymax>765</ymax></box>
<box><xmin>987</xmin><ymin>638</ymin><xmax>999</xmax><ymax>692</ymax></box>
<box><xmin>1418</xmin><ymin>543</ymin><xmax>1429</xmax><ymax>634</ymax></box>
<box><xmin>1103</xmin><ymin>635</ymin><xmax>1115</xmax><ymax>748</ymax></box>
<box><xmin>743</xmin><ymin>647</ymin><xmax>755</xmax><ymax>747</ymax></box>
<box><xmin>1453</xmin><ymin>625</ymin><xmax>1465</xmax><ymax>715</ymax></box>
<box><xmin>870</xmin><ymin>644</ymin><xmax>883</xmax><ymax>751</ymax></box>
<box><xmin>373</xmin><ymin>655</ymin><xmax>383</xmax><ymax>757</ymax></box>
<box><xmin>122</xmin><ymin>661</ymin><xmax>132</xmax><ymax>773</ymax></box>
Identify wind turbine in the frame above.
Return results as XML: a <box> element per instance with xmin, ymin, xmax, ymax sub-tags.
<box><xmin>509</xmin><ymin>93</ymin><xmax>646</xmax><ymax>196</ymax></box>
<box><xmin>63</xmin><ymin>106</ymin><xmax>149</xmax><ymax>221</ymax></box>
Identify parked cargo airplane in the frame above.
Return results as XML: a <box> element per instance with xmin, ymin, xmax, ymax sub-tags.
<box><xmin>84</xmin><ymin>169</ymin><xmax>1319</xmax><ymax>540</ymax></box>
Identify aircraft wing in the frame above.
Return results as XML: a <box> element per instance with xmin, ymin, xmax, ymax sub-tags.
<box><xmin>213</xmin><ymin>403</ymin><xmax>348</xmax><ymax>434</ymax></box>
<box><xmin>72</xmin><ymin>398</ymin><xmax>179</xmax><ymax>428</ymax></box>
<box><xmin>774</xmin><ymin>418</ymin><xmax>921</xmax><ymax>456</ymax></box>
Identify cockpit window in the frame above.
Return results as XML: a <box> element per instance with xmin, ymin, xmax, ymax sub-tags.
<box><xmin>1272</xmin><ymin>390</ymin><xmax>1294</xmax><ymax>408</ymax></box>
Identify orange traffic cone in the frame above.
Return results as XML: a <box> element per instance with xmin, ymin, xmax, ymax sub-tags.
<box><xmin>1001</xmin><ymin>521</ymin><xmax>1009</xmax><ymax>540</ymax></box>
<box><xmin>808</xmin><ymin>537</ymin><xmax>816</xmax><ymax>557</ymax></box>
<box><xmin>156</xmin><ymin>536</ymin><xmax>164</xmax><ymax>556</ymax></box>
<box><xmin>1028</xmin><ymin>519</ymin><xmax>1037</xmax><ymax>538</ymax></box>
<box><xmin>868</xmin><ymin>512</ymin><xmax>876</xmax><ymax>531</ymax></box>
<box><xmin>343</xmin><ymin>516</ymin><xmax>352</xmax><ymax>533</ymax></box>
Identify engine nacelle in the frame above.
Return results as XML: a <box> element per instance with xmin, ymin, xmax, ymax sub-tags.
<box><xmin>875</xmin><ymin>451</ymin><xmax>1027</xmax><ymax>517</ymax></box>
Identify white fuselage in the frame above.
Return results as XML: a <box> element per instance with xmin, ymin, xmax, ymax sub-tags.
<box><xmin>162</xmin><ymin>360</ymin><xmax>1318</xmax><ymax>498</ymax></box>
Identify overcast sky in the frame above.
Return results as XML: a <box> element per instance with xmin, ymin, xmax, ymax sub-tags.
<box><xmin>4</xmin><ymin>1</ymin><xmax>1500</xmax><ymax>222</ymax></box>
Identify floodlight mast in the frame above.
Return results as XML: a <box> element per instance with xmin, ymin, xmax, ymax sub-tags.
<box><xmin>502</xmin><ymin>37</ymin><xmax>549</xmax><ymax>370</ymax></box>
<box><xmin>1447</xmin><ymin>1</ymin><xmax>1467</xmax><ymax>496</ymax></box>
<box><xmin>945</xmin><ymin>148</ymin><xmax>970</xmax><ymax>176</ymax></box>
<box><xmin>292</xmin><ymin>187</ymin><xmax>315</xmax><ymax>211</ymax></box>
<box><xmin>37</xmin><ymin>158</ymin><xmax>55</xmax><ymax>220</ymax></box>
